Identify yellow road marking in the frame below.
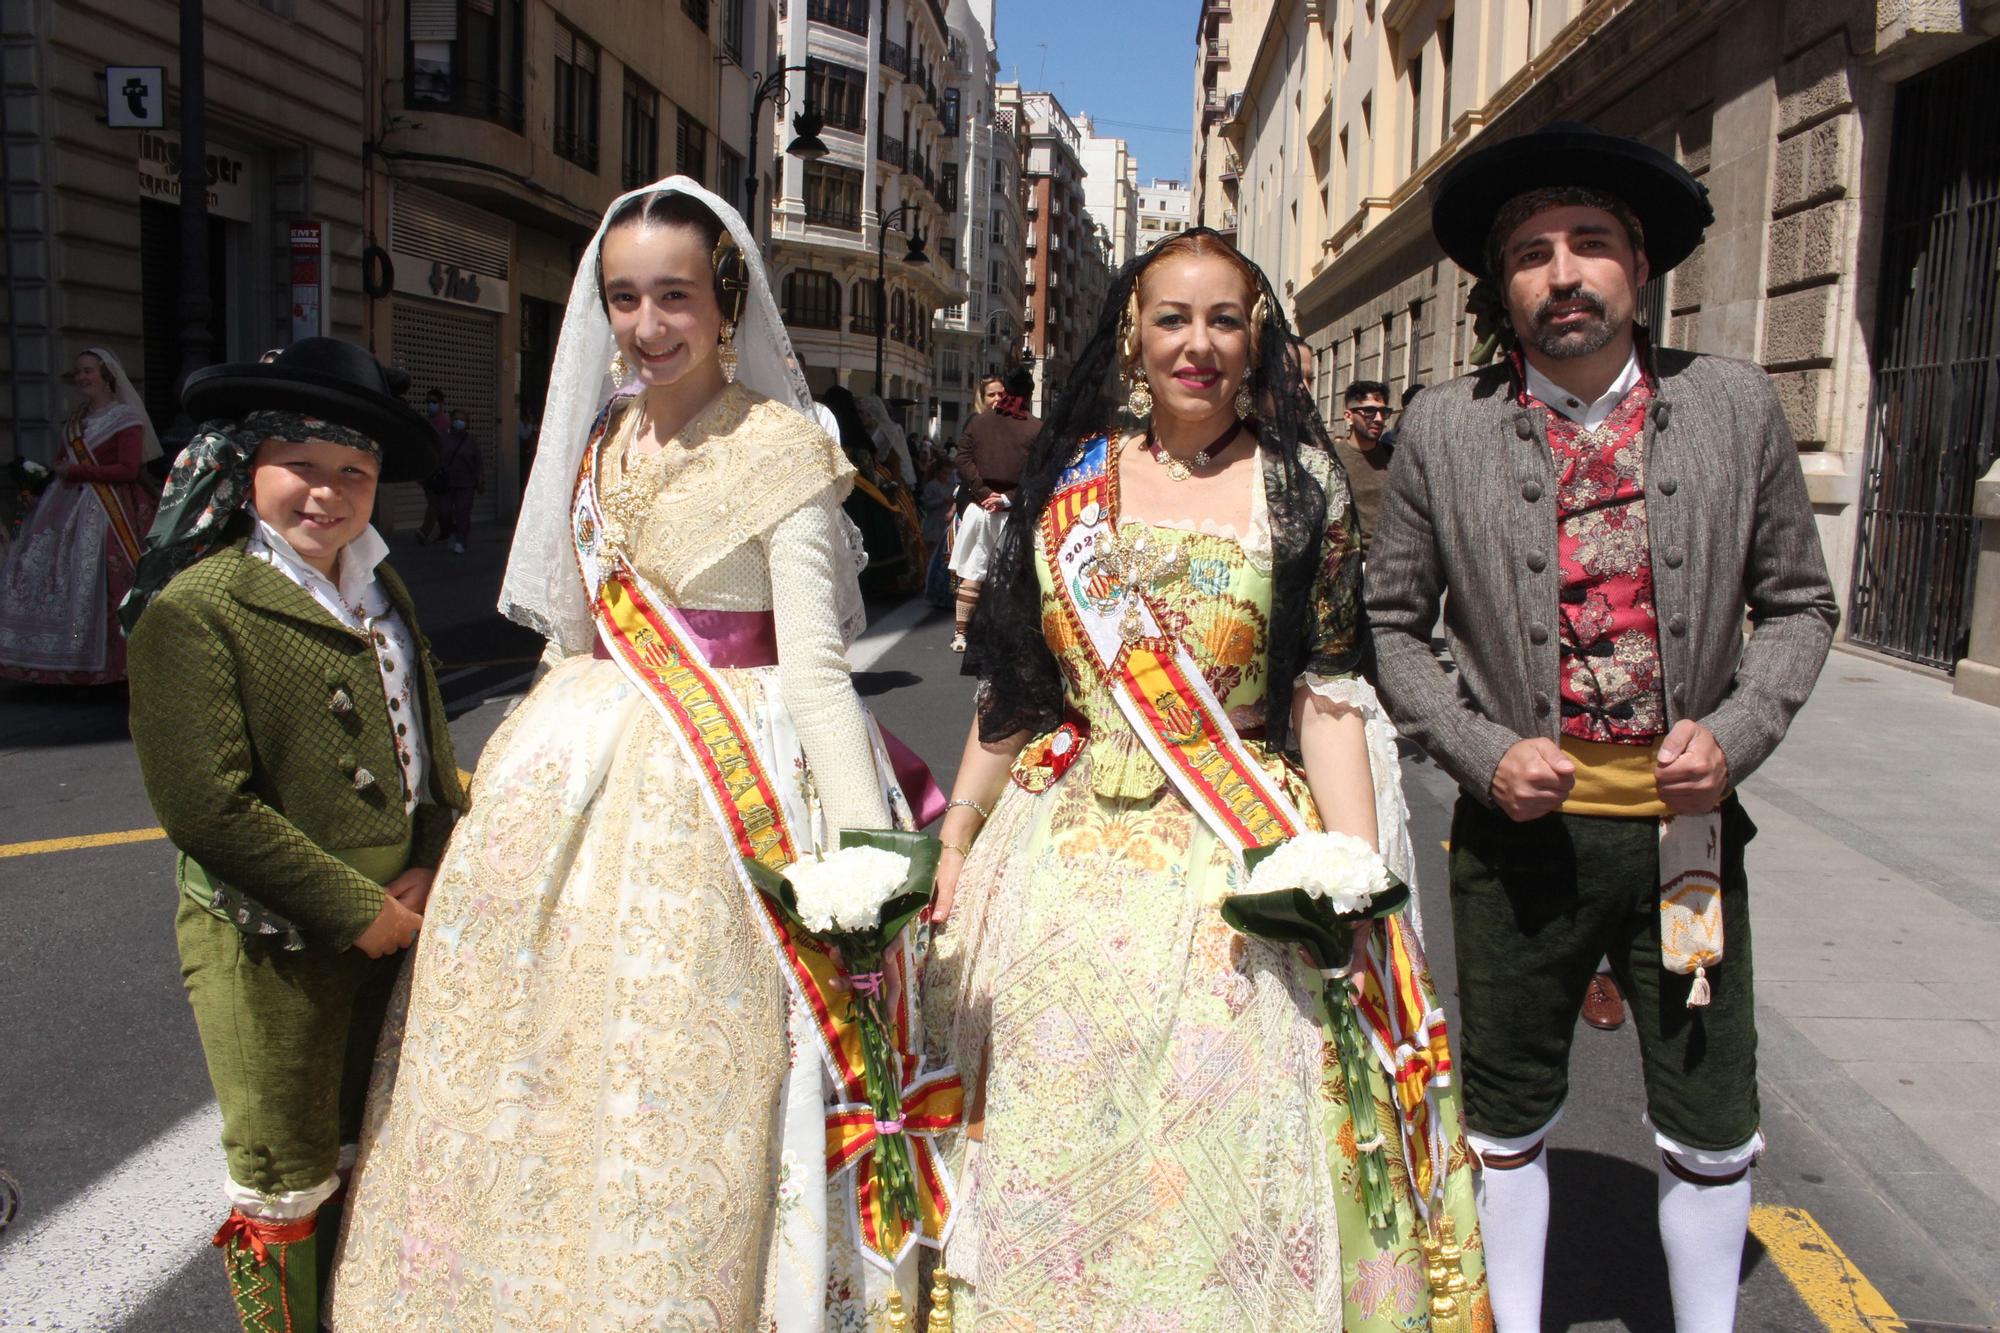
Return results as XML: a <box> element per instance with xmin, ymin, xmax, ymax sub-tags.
<box><xmin>1750</xmin><ymin>1204</ymin><xmax>1905</xmax><ymax>1331</ymax></box>
<box><xmin>0</xmin><ymin>827</ymin><xmax>167</xmax><ymax>859</ymax></box>
<box><xmin>2</xmin><ymin>771</ymin><xmax>477</xmax><ymax>860</ymax></box>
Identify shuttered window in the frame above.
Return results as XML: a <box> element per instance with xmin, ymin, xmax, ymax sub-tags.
<box><xmin>552</xmin><ymin>19</ymin><xmax>600</xmax><ymax>170</ymax></box>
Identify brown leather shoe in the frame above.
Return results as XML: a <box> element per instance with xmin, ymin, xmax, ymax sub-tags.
<box><xmin>1583</xmin><ymin>971</ymin><xmax>1627</xmax><ymax>1030</ymax></box>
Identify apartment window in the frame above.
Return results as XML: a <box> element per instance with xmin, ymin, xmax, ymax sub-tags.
<box><xmin>804</xmin><ymin>161</ymin><xmax>862</xmax><ymax>227</ymax></box>
<box><xmin>551</xmin><ymin>19</ymin><xmax>600</xmax><ymax>170</ymax></box>
<box><xmin>942</xmin><ymin>86</ymin><xmax>961</xmax><ymax>135</ymax></box>
<box><xmin>677</xmin><ymin>112</ymin><xmax>708</xmax><ymax>184</ymax></box>
<box><xmin>890</xmin><ymin>290</ymin><xmax>907</xmax><ymax>343</ymax></box>
<box><xmin>940</xmin><ymin>162</ymin><xmax>959</xmax><ymax>211</ymax></box>
<box><xmin>1408</xmin><ymin>55</ymin><xmax>1424</xmax><ymax>173</ymax></box>
<box><xmin>682</xmin><ymin>0</ymin><xmax>709</xmax><ymax>30</ymax></box>
<box><xmin>722</xmin><ymin>0</ymin><xmax>746</xmax><ymax>60</ymax></box>
<box><xmin>808</xmin><ymin>0</ymin><xmax>869</xmax><ymax>36</ymax></box>
<box><xmin>940</xmin><ymin>236</ymin><xmax>958</xmax><ymax>268</ymax></box>
<box><xmin>783</xmin><ymin>269</ymin><xmax>841</xmax><ymax>329</ymax></box>
<box><xmin>807</xmin><ymin>57</ymin><xmax>867</xmax><ymax>132</ymax></box>
<box><xmin>1380</xmin><ymin>311</ymin><xmax>1395</xmax><ymax>380</ymax></box>
<box><xmin>1406</xmin><ymin>301</ymin><xmax>1423</xmax><ymax>387</ymax></box>
<box><xmin>852</xmin><ymin>280</ymin><xmax>880</xmax><ymax>333</ymax></box>
<box><xmin>406</xmin><ymin>0</ymin><xmax>525</xmax><ymax>130</ymax></box>
<box><xmin>717</xmin><ymin>143</ymin><xmax>746</xmax><ymax>214</ymax></box>
<box><xmin>621</xmin><ymin>73</ymin><xmax>659</xmax><ymax>190</ymax></box>
<box><xmin>1438</xmin><ymin>15</ymin><xmax>1455</xmax><ymax>130</ymax></box>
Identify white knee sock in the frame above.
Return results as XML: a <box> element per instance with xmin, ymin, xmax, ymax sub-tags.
<box><xmin>1657</xmin><ymin>1166</ymin><xmax>1752</xmax><ymax>1333</ymax></box>
<box><xmin>1473</xmin><ymin>1147</ymin><xmax>1550</xmax><ymax>1332</ymax></box>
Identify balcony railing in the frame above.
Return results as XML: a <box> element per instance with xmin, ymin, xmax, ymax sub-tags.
<box><xmin>806</xmin><ymin>202</ymin><xmax>860</xmax><ymax>229</ymax></box>
<box><xmin>878</xmin><ymin>136</ymin><xmax>906</xmax><ymax>169</ymax></box>
<box><xmin>807</xmin><ymin>0</ymin><xmax>868</xmax><ymax>35</ymax></box>
<box><xmin>1207</xmin><ymin>39</ymin><xmax>1229</xmax><ymax>61</ymax></box>
<box><xmin>882</xmin><ymin>40</ymin><xmax>909</xmax><ymax>75</ymax></box>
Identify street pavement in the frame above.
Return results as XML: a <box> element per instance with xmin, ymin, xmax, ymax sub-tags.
<box><xmin>1</xmin><ymin>531</ymin><xmax>1995</xmax><ymax>1331</ymax></box>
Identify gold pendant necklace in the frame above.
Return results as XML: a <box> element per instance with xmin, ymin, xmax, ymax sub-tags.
<box><xmin>1146</xmin><ymin>420</ymin><xmax>1241</xmax><ymax>482</ymax></box>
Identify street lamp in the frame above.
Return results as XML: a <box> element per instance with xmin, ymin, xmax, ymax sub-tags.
<box><xmin>874</xmin><ymin>200</ymin><xmax>928</xmax><ymax>394</ymax></box>
<box><xmin>982</xmin><ymin>310</ymin><xmax>1020</xmax><ymax>376</ymax></box>
<box><xmin>744</xmin><ymin>67</ymin><xmax>830</xmax><ymax>239</ymax></box>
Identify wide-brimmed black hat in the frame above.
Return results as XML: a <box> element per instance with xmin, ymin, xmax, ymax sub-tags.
<box><xmin>182</xmin><ymin>337</ymin><xmax>439</xmax><ymax>483</ymax></box>
<box><xmin>1431</xmin><ymin>122</ymin><xmax>1713</xmax><ymax>280</ymax></box>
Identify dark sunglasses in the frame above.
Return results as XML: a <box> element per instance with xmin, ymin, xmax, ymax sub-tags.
<box><xmin>1348</xmin><ymin>405</ymin><xmax>1390</xmax><ymax>417</ymax></box>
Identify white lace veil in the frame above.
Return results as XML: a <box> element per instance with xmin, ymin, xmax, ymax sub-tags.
<box><xmin>83</xmin><ymin>346</ymin><xmax>163</xmax><ymax>461</ymax></box>
<box><xmin>498</xmin><ymin>175</ymin><xmax>866</xmax><ymax>653</ymax></box>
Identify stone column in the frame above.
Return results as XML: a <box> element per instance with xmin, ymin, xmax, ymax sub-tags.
<box><xmin>1952</xmin><ymin>461</ymin><xmax>2000</xmax><ymax>707</ymax></box>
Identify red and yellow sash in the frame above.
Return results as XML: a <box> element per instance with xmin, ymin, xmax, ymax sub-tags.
<box><xmin>572</xmin><ymin>416</ymin><xmax>956</xmax><ymax>1269</ymax></box>
<box><xmin>1041</xmin><ymin>435</ymin><xmax>1454</xmax><ymax>1213</ymax></box>
<box><xmin>64</xmin><ymin>422</ymin><xmax>142</xmax><ymax>566</ymax></box>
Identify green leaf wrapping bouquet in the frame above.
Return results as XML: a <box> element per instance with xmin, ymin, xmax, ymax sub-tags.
<box><xmin>743</xmin><ymin>829</ymin><xmax>942</xmax><ymax>1238</ymax></box>
<box><xmin>1222</xmin><ymin>830</ymin><xmax>1410</xmax><ymax>1228</ymax></box>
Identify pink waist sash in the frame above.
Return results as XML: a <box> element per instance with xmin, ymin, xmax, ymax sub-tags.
<box><xmin>592</xmin><ymin>606</ymin><xmax>946</xmax><ymax>825</ymax></box>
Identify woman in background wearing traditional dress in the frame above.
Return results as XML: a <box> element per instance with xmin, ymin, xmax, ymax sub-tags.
<box><xmin>331</xmin><ymin>177</ymin><xmax>940</xmax><ymax>1331</ymax></box>
<box><xmin>922</xmin><ymin>230</ymin><xmax>1490</xmax><ymax>1330</ymax></box>
<box><xmin>0</xmin><ymin>347</ymin><xmax>161</xmax><ymax>684</ymax></box>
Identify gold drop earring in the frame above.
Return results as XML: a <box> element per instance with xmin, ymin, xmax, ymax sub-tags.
<box><xmin>610</xmin><ymin>348</ymin><xmax>629</xmax><ymax>389</ymax></box>
<box><xmin>1234</xmin><ymin>380</ymin><xmax>1255</xmax><ymax>418</ymax></box>
<box><xmin>1126</xmin><ymin>370</ymin><xmax>1154</xmax><ymax>418</ymax></box>
<box><xmin>718</xmin><ymin>321</ymin><xmax>739</xmax><ymax>384</ymax></box>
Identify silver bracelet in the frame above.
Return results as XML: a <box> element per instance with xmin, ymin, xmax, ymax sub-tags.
<box><xmin>946</xmin><ymin>797</ymin><xmax>991</xmax><ymax>821</ymax></box>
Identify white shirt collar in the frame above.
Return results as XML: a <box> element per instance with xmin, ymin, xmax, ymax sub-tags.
<box><xmin>247</xmin><ymin>515</ymin><xmax>391</xmax><ymax>626</ymax></box>
<box><xmin>1523</xmin><ymin>346</ymin><xmax>1644</xmax><ymax>431</ymax></box>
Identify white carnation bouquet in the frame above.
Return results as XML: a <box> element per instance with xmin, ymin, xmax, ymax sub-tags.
<box><xmin>742</xmin><ymin>829</ymin><xmax>942</xmax><ymax>1237</ymax></box>
<box><xmin>1223</xmin><ymin>829</ymin><xmax>1408</xmax><ymax>1227</ymax></box>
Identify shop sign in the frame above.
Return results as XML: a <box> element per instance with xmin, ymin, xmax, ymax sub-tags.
<box><xmin>137</xmin><ymin>129</ymin><xmax>252</xmax><ymax>222</ymax></box>
<box><xmin>104</xmin><ymin>66</ymin><xmax>165</xmax><ymax>129</ymax></box>
<box><xmin>388</xmin><ymin>249</ymin><xmax>508</xmax><ymax>314</ymax></box>
<box><xmin>290</xmin><ymin>220</ymin><xmax>324</xmax><ymax>342</ymax></box>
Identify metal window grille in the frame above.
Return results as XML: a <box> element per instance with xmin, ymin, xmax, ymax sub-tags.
<box><xmin>1849</xmin><ymin>40</ymin><xmax>2000</xmax><ymax>669</ymax></box>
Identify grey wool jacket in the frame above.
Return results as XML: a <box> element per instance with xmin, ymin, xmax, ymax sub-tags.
<box><xmin>1364</xmin><ymin>346</ymin><xmax>1839</xmax><ymax>805</ymax></box>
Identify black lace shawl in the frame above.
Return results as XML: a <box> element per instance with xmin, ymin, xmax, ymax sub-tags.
<box><xmin>967</xmin><ymin>228</ymin><xmax>1368</xmax><ymax>756</ymax></box>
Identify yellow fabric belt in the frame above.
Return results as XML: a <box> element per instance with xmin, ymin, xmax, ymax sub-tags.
<box><xmin>1558</xmin><ymin>736</ymin><xmax>1671</xmax><ymax>818</ymax></box>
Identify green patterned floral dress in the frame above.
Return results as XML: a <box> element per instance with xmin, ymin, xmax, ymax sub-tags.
<box><xmin>925</xmin><ymin>436</ymin><xmax>1490</xmax><ymax>1332</ymax></box>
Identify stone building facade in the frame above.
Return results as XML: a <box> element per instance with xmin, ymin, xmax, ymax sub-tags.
<box><xmin>1</xmin><ymin>0</ymin><xmax>372</xmax><ymax>461</ymax></box>
<box><xmin>1017</xmin><ymin>89</ymin><xmax>1112</xmax><ymax>415</ymax></box>
<box><xmin>1221</xmin><ymin>0</ymin><xmax>2000</xmax><ymax>683</ymax></box>
<box><xmin>767</xmin><ymin>0</ymin><xmax>965</xmax><ymax>435</ymax></box>
<box><xmin>929</xmin><ymin>0</ymin><xmax>1016</xmax><ymax>443</ymax></box>
<box><xmin>365</xmin><ymin>0</ymin><xmax>775</xmax><ymax>527</ymax></box>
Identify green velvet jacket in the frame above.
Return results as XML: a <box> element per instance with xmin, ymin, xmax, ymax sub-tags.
<box><xmin>127</xmin><ymin>537</ymin><xmax>467</xmax><ymax>952</ymax></box>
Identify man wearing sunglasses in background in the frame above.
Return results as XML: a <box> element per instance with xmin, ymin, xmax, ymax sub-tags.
<box><xmin>1334</xmin><ymin>379</ymin><xmax>1395</xmax><ymax>553</ymax></box>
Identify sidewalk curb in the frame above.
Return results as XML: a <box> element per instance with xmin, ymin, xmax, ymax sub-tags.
<box><xmin>1758</xmin><ymin>1004</ymin><xmax>2000</xmax><ymax>1323</ymax></box>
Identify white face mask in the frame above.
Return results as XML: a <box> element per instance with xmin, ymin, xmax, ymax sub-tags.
<box><xmin>451</xmin><ymin>418</ymin><xmax>467</xmax><ymax>432</ymax></box>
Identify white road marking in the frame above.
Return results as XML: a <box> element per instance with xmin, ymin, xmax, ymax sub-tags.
<box><xmin>0</xmin><ymin>1101</ymin><xmax>222</xmax><ymax>1330</ymax></box>
<box><xmin>0</xmin><ymin>605</ymin><xmax>939</xmax><ymax>1331</ymax></box>
<box><xmin>848</xmin><ymin>598</ymin><xmax>937</xmax><ymax>673</ymax></box>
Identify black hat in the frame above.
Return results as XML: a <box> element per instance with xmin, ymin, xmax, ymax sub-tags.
<box><xmin>182</xmin><ymin>337</ymin><xmax>440</xmax><ymax>483</ymax></box>
<box><xmin>1431</xmin><ymin>122</ymin><xmax>1713</xmax><ymax>280</ymax></box>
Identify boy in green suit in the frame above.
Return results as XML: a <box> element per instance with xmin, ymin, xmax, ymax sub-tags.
<box><xmin>122</xmin><ymin>339</ymin><xmax>467</xmax><ymax>1332</ymax></box>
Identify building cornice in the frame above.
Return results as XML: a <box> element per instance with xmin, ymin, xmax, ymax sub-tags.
<box><xmin>1294</xmin><ymin>0</ymin><xmax>1739</xmax><ymax>321</ymax></box>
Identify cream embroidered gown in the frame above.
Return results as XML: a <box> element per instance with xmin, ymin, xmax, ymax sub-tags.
<box><xmin>330</xmin><ymin>384</ymin><xmax>913</xmax><ymax>1331</ymax></box>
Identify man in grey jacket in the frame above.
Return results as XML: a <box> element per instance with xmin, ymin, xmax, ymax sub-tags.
<box><xmin>1367</xmin><ymin>123</ymin><xmax>1837</xmax><ymax>1331</ymax></box>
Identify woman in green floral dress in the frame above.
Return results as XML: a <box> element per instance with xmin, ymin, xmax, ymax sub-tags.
<box><xmin>922</xmin><ymin>231</ymin><xmax>1491</xmax><ymax>1331</ymax></box>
